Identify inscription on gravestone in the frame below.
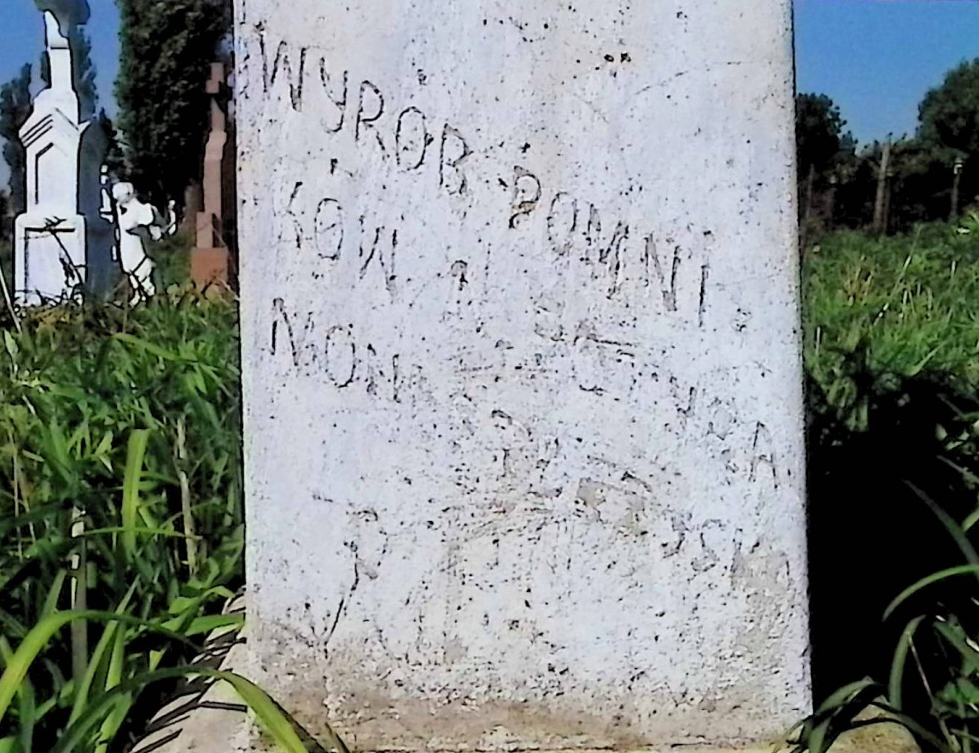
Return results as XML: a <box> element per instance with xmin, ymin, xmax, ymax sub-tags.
<box><xmin>236</xmin><ymin>2</ymin><xmax>809</xmax><ymax>749</ymax></box>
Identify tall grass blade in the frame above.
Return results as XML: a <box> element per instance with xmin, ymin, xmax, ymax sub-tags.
<box><xmin>884</xmin><ymin>567</ymin><xmax>979</xmax><ymax>620</ymax></box>
<box><xmin>51</xmin><ymin>667</ymin><xmax>330</xmax><ymax>753</ymax></box>
<box><xmin>888</xmin><ymin>615</ymin><xmax>926</xmax><ymax>710</ymax></box>
<box><xmin>908</xmin><ymin>483</ymin><xmax>979</xmax><ymax>575</ymax></box>
<box><xmin>68</xmin><ymin>583</ymin><xmax>137</xmax><ymax>726</ymax></box>
<box><xmin>0</xmin><ymin>610</ymin><xmax>206</xmax><ymax>726</ymax></box>
<box><xmin>121</xmin><ymin>430</ymin><xmax>150</xmax><ymax>559</ymax></box>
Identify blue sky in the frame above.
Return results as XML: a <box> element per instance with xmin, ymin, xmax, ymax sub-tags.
<box><xmin>0</xmin><ymin>0</ymin><xmax>119</xmax><ymax>115</ymax></box>
<box><xmin>1</xmin><ymin>0</ymin><xmax>979</xmax><ymax>185</ymax></box>
<box><xmin>795</xmin><ymin>0</ymin><xmax>979</xmax><ymax>144</ymax></box>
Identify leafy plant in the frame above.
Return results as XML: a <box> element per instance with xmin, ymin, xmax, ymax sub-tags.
<box><xmin>791</xmin><ymin>484</ymin><xmax>979</xmax><ymax>753</ymax></box>
<box><xmin>801</xmin><ymin>221</ymin><xmax>979</xmax><ymax>753</ymax></box>
<box><xmin>0</xmin><ymin>290</ymin><xmax>319</xmax><ymax>752</ymax></box>
<box><xmin>0</xmin><ymin>435</ymin><xmax>334</xmax><ymax>753</ymax></box>
<box><xmin>805</xmin><ymin>227</ymin><xmax>979</xmax><ymax>433</ymax></box>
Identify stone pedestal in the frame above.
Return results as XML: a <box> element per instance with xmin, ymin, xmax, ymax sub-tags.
<box><xmin>236</xmin><ymin>1</ymin><xmax>809</xmax><ymax>750</ymax></box>
<box><xmin>14</xmin><ymin>215</ymin><xmax>86</xmax><ymax>304</ymax></box>
<box><xmin>191</xmin><ymin>244</ymin><xmax>230</xmax><ymax>289</ymax></box>
<box><xmin>192</xmin><ymin>62</ymin><xmax>232</xmax><ymax>289</ymax></box>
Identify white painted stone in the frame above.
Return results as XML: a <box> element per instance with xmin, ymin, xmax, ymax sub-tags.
<box><xmin>236</xmin><ymin>1</ymin><xmax>809</xmax><ymax>749</ymax></box>
<box><xmin>112</xmin><ymin>182</ymin><xmax>160</xmax><ymax>305</ymax></box>
<box><xmin>14</xmin><ymin>8</ymin><xmax>114</xmax><ymax>305</ymax></box>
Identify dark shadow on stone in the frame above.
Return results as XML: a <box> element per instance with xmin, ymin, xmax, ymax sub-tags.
<box><xmin>78</xmin><ymin>119</ymin><xmax>117</xmax><ymax>299</ymax></box>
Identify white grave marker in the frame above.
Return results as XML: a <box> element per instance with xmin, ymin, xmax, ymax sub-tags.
<box><xmin>237</xmin><ymin>1</ymin><xmax>810</xmax><ymax>748</ymax></box>
<box><xmin>14</xmin><ymin>9</ymin><xmax>113</xmax><ymax>305</ymax></box>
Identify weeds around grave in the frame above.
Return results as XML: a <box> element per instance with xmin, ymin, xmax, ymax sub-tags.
<box><xmin>0</xmin><ymin>291</ymin><xmax>344</xmax><ymax>752</ymax></box>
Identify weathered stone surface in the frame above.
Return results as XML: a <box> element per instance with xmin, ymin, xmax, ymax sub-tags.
<box><xmin>236</xmin><ymin>1</ymin><xmax>809</xmax><ymax>749</ymax></box>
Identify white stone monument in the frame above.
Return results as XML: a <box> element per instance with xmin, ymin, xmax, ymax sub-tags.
<box><xmin>237</xmin><ymin>1</ymin><xmax>809</xmax><ymax>749</ymax></box>
<box><xmin>112</xmin><ymin>182</ymin><xmax>160</xmax><ymax>305</ymax></box>
<box><xmin>14</xmin><ymin>9</ymin><xmax>113</xmax><ymax>305</ymax></box>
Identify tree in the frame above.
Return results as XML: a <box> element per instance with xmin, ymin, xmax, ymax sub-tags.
<box><xmin>796</xmin><ymin>93</ymin><xmax>854</xmax><ymax>178</ymax></box>
<box><xmin>115</xmin><ymin>0</ymin><xmax>232</xmax><ymax>207</ymax></box>
<box><xmin>919</xmin><ymin>59</ymin><xmax>979</xmax><ymax>157</ymax></box>
<box><xmin>0</xmin><ymin>65</ymin><xmax>34</xmax><ymax>217</ymax></box>
<box><xmin>98</xmin><ymin>110</ymin><xmax>125</xmax><ymax>179</ymax></box>
<box><xmin>917</xmin><ymin>60</ymin><xmax>979</xmax><ymax>221</ymax></box>
<box><xmin>796</xmin><ymin>93</ymin><xmax>857</xmax><ymax>238</ymax></box>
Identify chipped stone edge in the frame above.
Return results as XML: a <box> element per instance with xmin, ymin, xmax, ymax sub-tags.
<box><xmin>131</xmin><ymin>589</ymin><xmax>256</xmax><ymax>753</ymax></box>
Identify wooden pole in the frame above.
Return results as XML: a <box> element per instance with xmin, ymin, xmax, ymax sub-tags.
<box><xmin>951</xmin><ymin>159</ymin><xmax>964</xmax><ymax>221</ymax></box>
<box><xmin>824</xmin><ymin>174</ymin><xmax>838</xmax><ymax>233</ymax></box>
<box><xmin>883</xmin><ymin>176</ymin><xmax>892</xmax><ymax>235</ymax></box>
<box><xmin>69</xmin><ymin>506</ymin><xmax>88</xmax><ymax>688</ymax></box>
<box><xmin>873</xmin><ymin>136</ymin><xmax>892</xmax><ymax>235</ymax></box>
<box><xmin>800</xmin><ymin>163</ymin><xmax>816</xmax><ymax>252</ymax></box>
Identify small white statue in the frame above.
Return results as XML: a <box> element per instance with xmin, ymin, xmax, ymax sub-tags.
<box><xmin>112</xmin><ymin>182</ymin><xmax>161</xmax><ymax>304</ymax></box>
<box><xmin>155</xmin><ymin>199</ymin><xmax>179</xmax><ymax>238</ymax></box>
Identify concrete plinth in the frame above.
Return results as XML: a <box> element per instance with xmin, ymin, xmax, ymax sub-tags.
<box><xmin>191</xmin><ymin>245</ymin><xmax>231</xmax><ymax>290</ymax></box>
<box><xmin>235</xmin><ymin>1</ymin><xmax>809</xmax><ymax>749</ymax></box>
<box><xmin>14</xmin><ymin>214</ymin><xmax>87</xmax><ymax>304</ymax></box>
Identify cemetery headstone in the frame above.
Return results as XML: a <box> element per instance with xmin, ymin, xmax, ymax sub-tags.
<box><xmin>14</xmin><ymin>9</ymin><xmax>113</xmax><ymax>305</ymax></box>
<box><xmin>112</xmin><ymin>182</ymin><xmax>160</xmax><ymax>305</ymax></box>
<box><xmin>193</xmin><ymin>62</ymin><xmax>231</xmax><ymax>289</ymax></box>
<box><xmin>236</xmin><ymin>1</ymin><xmax>810</xmax><ymax>749</ymax></box>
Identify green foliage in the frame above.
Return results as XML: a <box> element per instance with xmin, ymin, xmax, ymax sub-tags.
<box><xmin>804</xmin><ymin>227</ymin><xmax>979</xmax><ymax>431</ymax></box>
<box><xmin>0</xmin><ymin>66</ymin><xmax>33</xmax><ymax>217</ymax></box>
<box><xmin>800</xmin><ymin>223</ymin><xmax>979</xmax><ymax>752</ymax></box>
<box><xmin>796</xmin><ymin>93</ymin><xmax>855</xmax><ymax>178</ymax></box>
<box><xmin>114</xmin><ymin>0</ymin><xmax>231</xmax><ymax>206</ymax></box>
<box><xmin>791</xmin><ymin>485</ymin><xmax>979</xmax><ymax>753</ymax></box>
<box><xmin>0</xmin><ymin>294</ymin><xmax>250</xmax><ymax>751</ymax></box>
<box><xmin>149</xmin><ymin>231</ymin><xmax>193</xmax><ymax>290</ymax></box>
<box><xmin>920</xmin><ymin>60</ymin><xmax>979</xmax><ymax>158</ymax></box>
<box><xmin>796</xmin><ymin>65</ymin><xmax>979</xmax><ymax>234</ymax></box>
<box><xmin>0</xmin><ymin>239</ymin><xmax>10</xmax><ymax>306</ymax></box>
<box><xmin>0</xmin><ymin>193</ymin><xmax>10</xmax><ymax>245</ymax></box>
<box><xmin>96</xmin><ymin>111</ymin><xmax>124</xmax><ymax>181</ymax></box>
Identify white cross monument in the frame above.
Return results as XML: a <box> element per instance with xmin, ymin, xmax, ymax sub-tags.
<box><xmin>14</xmin><ymin>9</ymin><xmax>113</xmax><ymax>305</ymax></box>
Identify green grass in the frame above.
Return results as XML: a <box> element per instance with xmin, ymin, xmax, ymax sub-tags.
<box><xmin>804</xmin><ymin>224</ymin><xmax>979</xmax><ymax>431</ymax></box>
<box><xmin>0</xmin><ymin>291</ymin><xmax>346</xmax><ymax>753</ymax></box>
<box><xmin>150</xmin><ymin>231</ymin><xmax>193</xmax><ymax>291</ymax></box>
<box><xmin>12</xmin><ymin>219</ymin><xmax>979</xmax><ymax>753</ymax></box>
<box><xmin>799</xmin><ymin>221</ymin><xmax>979</xmax><ymax>753</ymax></box>
<box><xmin>0</xmin><ymin>290</ymin><xmax>243</xmax><ymax>751</ymax></box>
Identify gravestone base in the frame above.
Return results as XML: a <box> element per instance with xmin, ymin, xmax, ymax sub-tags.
<box><xmin>131</xmin><ymin>631</ymin><xmax>917</xmax><ymax>753</ymax></box>
<box><xmin>14</xmin><ymin>214</ymin><xmax>87</xmax><ymax>305</ymax></box>
<box><xmin>250</xmin><ymin>615</ymin><xmax>805</xmax><ymax>752</ymax></box>
<box><xmin>191</xmin><ymin>247</ymin><xmax>231</xmax><ymax>290</ymax></box>
<box><xmin>193</xmin><ymin>210</ymin><xmax>230</xmax><ymax>289</ymax></box>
